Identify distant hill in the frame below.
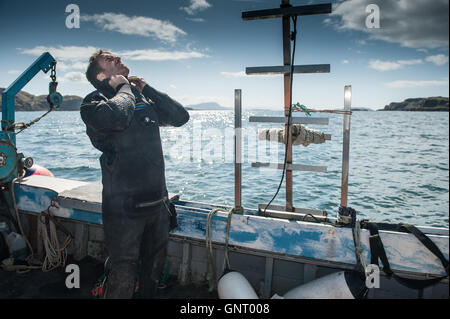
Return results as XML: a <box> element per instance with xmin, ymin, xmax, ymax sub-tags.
<box><xmin>0</xmin><ymin>88</ymin><xmax>82</xmax><ymax>111</ymax></box>
<box><xmin>0</xmin><ymin>89</ymin><xmax>232</xmax><ymax>112</ymax></box>
<box><xmin>380</xmin><ymin>97</ymin><xmax>449</xmax><ymax>112</ymax></box>
<box><xmin>185</xmin><ymin>102</ymin><xmax>230</xmax><ymax>111</ymax></box>
<box><xmin>351</xmin><ymin>107</ymin><xmax>373</xmax><ymax>111</ymax></box>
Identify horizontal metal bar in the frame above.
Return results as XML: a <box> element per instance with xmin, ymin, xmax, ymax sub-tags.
<box><xmin>246</xmin><ymin>64</ymin><xmax>330</xmax><ymax>75</ymax></box>
<box><xmin>242</xmin><ymin>3</ymin><xmax>332</xmax><ymax>21</ymax></box>
<box><xmin>258</xmin><ymin>204</ymin><xmax>327</xmax><ymax>217</ymax></box>
<box><xmin>252</xmin><ymin>162</ymin><xmax>327</xmax><ymax>172</ymax></box>
<box><xmin>249</xmin><ymin>116</ymin><xmax>329</xmax><ymax>125</ymax></box>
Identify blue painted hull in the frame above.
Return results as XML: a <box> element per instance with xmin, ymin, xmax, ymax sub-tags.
<box><xmin>14</xmin><ymin>175</ymin><xmax>449</xmax><ymax>279</ymax></box>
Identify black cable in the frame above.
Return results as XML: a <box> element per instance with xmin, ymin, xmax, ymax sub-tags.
<box><xmin>263</xmin><ymin>15</ymin><xmax>298</xmax><ymax>216</ymax></box>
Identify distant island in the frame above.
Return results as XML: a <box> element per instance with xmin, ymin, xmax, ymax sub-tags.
<box><xmin>185</xmin><ymin>102</ymin><xmax>230</xmax><ymax>111</ymax></box>
<box><xmin>351</xmin><ymin>107</ymin><xmax>373</xmax><ymax>111</ymax></box>
<box><xmin>1</xmin><ymin>87</ymin><xmax>230</xmax><ymax>112</ymax></box>
<box><xmin>0</xmin><ymin>87</ymin><xmax>82</xmax><ymax>111</ymax></box>
<box><xmin>3</xmin><ymin>88</ymin><xmax>447</xmax><ymax>113</ymax></box>
<box><xmin>379</xmin><ymin>97</ymin><xmax>449</xmax><ymax>112</ymax></box>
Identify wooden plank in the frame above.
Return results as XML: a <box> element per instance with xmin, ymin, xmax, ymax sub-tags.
<box><xmin>249</xmin><ymin>116</ymin><xmax>329</xmax><ymax>125</ymax></box>
<box><xmin>73</xmin><ymin>223</ymin><xmax>88</xmax><ymax>261</ymax></box>
<box><xmin>246</xmin><ymin>64</ymin><xmax>330</xmax><ymax>75</ymax></box>
<box><xmin>26</xmin><ymin>214</ymin><xmax>38</xmax><ymax>253</ymax></box>
<box><xmin>178</xmin><ymin>242</ymin><xmax>191</xmax><ymax>285</ymax></box>
<box><xmin>258</xmin><ymin>203</ymin><xmax>327</xmax><ymax>218</ymax></box>
<box><xmin>282</xmin><ymin>8</ymin><xmax>293</xmax><ymax>212</ymax></box>
<box><xmin>263</xmin><ymin>257</ymin><xmax>274</xmax><ymax>298</ymax></box>
<box><xmin>252</xmin><ymin>162</ymin><xmax>328</xmax><ymax>173</ymax></box>
<box><xmin>242</xmin><ymin>3</ymin><xmax>332</xmax><ymax>20</ymax></box>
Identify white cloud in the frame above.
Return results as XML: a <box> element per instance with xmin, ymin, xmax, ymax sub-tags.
<box><xmin>387</xmin><ymin>79</ymin><xmax>449</xmax><ymax>88</ymax></box>
<box><xmin>61</xmin><ymin>71</ymin><xmax>89</xmax><ymax>83</ymax></box>
<box><xmin>19</xmin><ymin>45</ymin><xmax>209</xmax><ymax>84</ymax></box>
<box><xmin>220</xmin><ymin>71</ymin><xmax>279</xmax><ymax>78</ymax></box>
<box><xmin>20</xmin><ymin>45</ymin><xmax>208</xmax><ymax>63</ymax></box>
<box><xmin>369</xmin><ymin>59</ymin><xmax>423</xmax><ymax>71</ymax></box>
<box><xmin>7</xmin><ymin>70</ymin><xmax>21</xmax><ymax>75</ymax></box>
<box><xmin>119</xmin><ymin>49</ymin><xmax>208</xmax><ymax>61</ymax></box>
<box><xmin>71</xmin><ymin>61</ymin><xmax>88</xmax><ymax>69</ymax></box>
<box><xmin>180</xmin><ymin>0</ymin><xmax>212</xmax><ymax>15</ymax></box>
<box><xmin>20</xmin><ymin>45</ymin><xmax>98</xmax><ymax>62</ymax></box>
<box><xmin>55</xmin><ymin>62</ymin><xmax>71</xmax><ymax>71</ymax></box>
<box><xmin>187</xmin><ymin>17</ymin><xmax>206</xmax><ymax>22</ymax></box>
<box><xmin>425</xmin><ymin>54</ymin><xmax>449</xmax><ymax>66</ymax></box>
<box><xmin>221</xmin><ymin>71</ymin><xmax>247</xmax><ymax>78</ymax></box>
<box><xmin>397</xmin><ymin>59</ymin><xmax>423</xmax><ymax>65</ymax></box>
<box><xmin>81</xmin><ymin>13</ymin><xmax>186</xmax><ymax>43</ymax></box>
<box><xmin>341</xmin><ymin>60</ymin><xmax>349</xmax><ymax>64</ymax></box>
<box><xmin>329</xmin><ymin>0</ymin><xmax>449</xmax><ymax>49</ymax></box>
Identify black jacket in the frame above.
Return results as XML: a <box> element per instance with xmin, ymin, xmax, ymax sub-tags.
<box><xmin>80</xmin><ymin>83</ymin><xmax>189</xmax><ymax>216</ymax></box>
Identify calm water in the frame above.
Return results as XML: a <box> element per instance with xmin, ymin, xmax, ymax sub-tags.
<box><xmin>15</xmin><ymin>110</ymin><xmax>449</xmax><ymax>228</ymax></box>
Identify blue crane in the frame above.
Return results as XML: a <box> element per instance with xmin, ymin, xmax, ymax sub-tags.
<box><xmin>0</xmin><ymin>52</ymin><xmax>62</xmax><ymax>184</ymax></box>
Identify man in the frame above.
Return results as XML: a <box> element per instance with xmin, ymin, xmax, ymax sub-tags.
<box><xmin>80</xmin><ymin>50</ymin><xmax>189</xmax><ymax>298</ymax></box>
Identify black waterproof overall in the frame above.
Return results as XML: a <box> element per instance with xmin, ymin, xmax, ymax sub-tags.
<box><xmin>80</xmin><ymin>83</ymin><xmax>189</xmax><ymax>298</ymax></box>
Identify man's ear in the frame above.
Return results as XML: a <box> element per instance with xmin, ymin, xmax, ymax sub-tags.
<box><xmin>96</xmin><ymin>72</ymin><xmax>107</xmax><ymax>82</ymax></box>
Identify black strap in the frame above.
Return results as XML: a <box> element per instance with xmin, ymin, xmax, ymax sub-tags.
<box><xmin>398</xmin><ymin>223</ymin><xmax>449</xmax><ymax>274</ymax></box>
<box><xmin>363</xmin><ymin>221</ymin><xmax>448</xmax><ymax>290</ymax></box>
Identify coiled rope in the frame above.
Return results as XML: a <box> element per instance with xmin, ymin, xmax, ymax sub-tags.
<box><xmin>39</xmin><ymin>206</ymin><xmax>72</xmax><ymax>272</ymax></box>
<box><xmin>205</xmin><ymin>206</ymin><xmax>238</xmax><ymax>292</ymax></box>
<box><xmin>1</xmin><ymin>176</ymin><xmax>72</xmax><ymax>273</ymax></box>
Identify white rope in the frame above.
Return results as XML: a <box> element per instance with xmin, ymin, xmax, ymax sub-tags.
<box><xmin>205</xmin><ymin>207</ymin><xmax>237</xmax><ymax>292</ymax></box>
<box><xmin>7</xmin><ymin>176</ymin><xmax>71</xmax><ymax>273</ymax></box>
<box><xmin>223</xmin><ymin>210</ymin><xmax>234</xmax><ymax>271</ymax></box>
<box><xmin>39</xmin><ymin>209</ymin><xmax>71</xmax><ymax>272</ymax></box>
<box><xmin>205</xmin><ymin>208</ymin><xmax>225</xmax><ymax>291</ymax></box>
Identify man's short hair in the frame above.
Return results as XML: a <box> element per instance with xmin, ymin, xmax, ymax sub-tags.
<box><xmin>86</xmin><ymin>49</ymin><xmax>111</xmax><ymax>89</ymax></box>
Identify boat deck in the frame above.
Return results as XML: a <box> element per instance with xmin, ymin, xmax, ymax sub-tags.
<box><xmin>0</xmin><ymin>256</ymin><xmax>217</xmax><ymax>299</ymax></box>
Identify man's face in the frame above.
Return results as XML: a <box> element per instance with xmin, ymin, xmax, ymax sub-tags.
<box><xmin>97</xmin><ymin>53</ymin><xmax>130</xmax><ymax>78</ymax></box>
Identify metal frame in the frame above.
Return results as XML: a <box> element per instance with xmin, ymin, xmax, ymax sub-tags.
<box><xmin>243</xmin><ymin>0</ymin><xmax>333</xmax><ymax>213</ymax></box>
<box><xmin>242</xmin><ymin>3</ymin><xmax>332</xmax><ymax>20</ymax></box>
<box><xmin>246</xmin><ymin>64</ymin><xmax>330</xmax><ymax>75</ymax></box>
<box><xmin>340</xmin><ymin>86</ymin><xmax>352</xmax><ymax>207</ymax></box>
<box><xmin>234</xmin><ymin>89</ymin><xmax>242</xmax><ymax>210</ymax></box>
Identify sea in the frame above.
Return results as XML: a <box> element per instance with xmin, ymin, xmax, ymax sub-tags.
<box><xmin>15</xmin><ymin>110</ymin><xmax>449</xmax><ymax>228</ymax></box>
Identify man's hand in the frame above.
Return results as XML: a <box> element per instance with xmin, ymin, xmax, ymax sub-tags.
<box><xmin>108</xmin><ymin>75</ymin><xmax>129</xmax><ymax>91</ymax></box>
<box><xmin>128</xmin><ymin>76</ymin><xmax>147</xmax><ymax>93</ymax></box>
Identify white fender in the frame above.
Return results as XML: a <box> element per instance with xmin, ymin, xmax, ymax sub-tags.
<box><xmin>282</xmin><ymin>271</ymin><xmax>367</xmax><ymax>299</ymax></box>
<box><xmin>218</xmin><ymin>271</ymin><xmax>259</xmax><ymax>299</ymax></box>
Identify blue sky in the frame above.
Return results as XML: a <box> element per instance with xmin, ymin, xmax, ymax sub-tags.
<box><xmin>0</xmin><ymin>0</ymin><xmax>448</xmax><ymax>110</ymax></box>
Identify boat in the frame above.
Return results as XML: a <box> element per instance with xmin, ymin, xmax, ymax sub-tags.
<box><xmin>0</xmin><ymin>0</ymin><xmax>448</xmax><ymax>299</ymax></box>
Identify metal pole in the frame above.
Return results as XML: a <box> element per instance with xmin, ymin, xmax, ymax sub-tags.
<box><xmin>340</xmin><ymin>85</ymin><xmax>352</xmax><ymax>207</ymax></box>
<box><xmin>282</xmin><ymin>0</ymin><xmax>293</xmax><ymax>212</ymax></box>
<box><xmin>234</xmin><ymin>89</ymin><xmax>242</xmax><ymax>209</ymax></box>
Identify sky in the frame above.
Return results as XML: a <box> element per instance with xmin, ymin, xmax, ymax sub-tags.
<box><xmin>0</xmin><ymin>0</ymin><xmax>448</xmax><ymax>110</ymax></box>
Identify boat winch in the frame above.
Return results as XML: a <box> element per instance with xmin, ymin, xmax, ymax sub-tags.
<box><xmin>0</xmin><ymin>52</ymin><xmax>61</xmax><ymax>184</ymax></box>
